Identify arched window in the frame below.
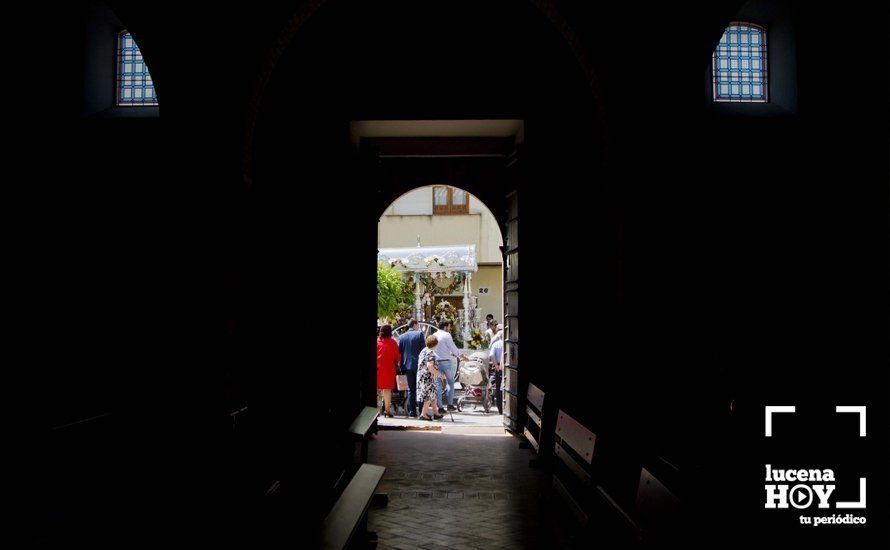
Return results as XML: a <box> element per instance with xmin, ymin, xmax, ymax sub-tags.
<box><xmin>116</xmin><ymin>31</ymin><xmax>158</xmax><ymax>106</ymax></box>
<box><xmin>711</xmin><ymin>22</ymin><xmax>767</xmax><ymax>103</ymax></box>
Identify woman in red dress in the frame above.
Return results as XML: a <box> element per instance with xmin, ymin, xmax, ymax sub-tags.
<box><xmin>376</xmin><ymin>324</ymin><xmax>401</xmax><ymax>417</ymax></box>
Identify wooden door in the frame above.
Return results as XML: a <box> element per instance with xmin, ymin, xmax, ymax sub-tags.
<box><xmin>503</xmin><ymin>190</ymin><xmax>520</xmax><ymax>432</ymax></box>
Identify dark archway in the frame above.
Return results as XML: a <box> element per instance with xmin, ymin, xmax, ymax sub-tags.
<box><xmin>242</xmin><ymin>0</ymin><xmax>609</xmax><ymax>188</ymax></box>
<box><xmin>239</xmin><ymin>1</ymin><xmax>616</xmax><ymax>525</ymax></box>
<box><xmin>243</xmin><ymin>0</ymin><xmax>610</xmax><ymax>381</ymax></box>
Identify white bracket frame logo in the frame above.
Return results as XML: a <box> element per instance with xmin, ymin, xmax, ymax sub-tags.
<box><xmin>764</xmin><ymin>405</ymin><xmax>867</xmax><ymax>509</ymax></box>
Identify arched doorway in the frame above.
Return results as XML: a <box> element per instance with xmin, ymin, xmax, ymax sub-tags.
<box><xmin>241</xmin><ymin>1</ymin><xmax>613</xmax><ymax>513</ymax></box>
<box><xmin>376</xmin><ymin>182</ymin><xmax>506</xmax><ymax>426</ymax></box>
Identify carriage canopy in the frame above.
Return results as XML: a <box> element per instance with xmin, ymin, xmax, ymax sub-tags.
<box><xmin>377</xmin><ymin>245</ymin><xmax>478</xmax><ymax>274</ymax></box>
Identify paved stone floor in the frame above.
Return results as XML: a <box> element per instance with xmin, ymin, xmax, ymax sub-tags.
<box><xmin>378</xmin><ymin>407</ymin><xmax>504</xmax><ymax>433</ymax></box>
<box><xmin>367</xmin><ymin>430</ymin><xmax>574</xmax><ymax>549</ymax></box>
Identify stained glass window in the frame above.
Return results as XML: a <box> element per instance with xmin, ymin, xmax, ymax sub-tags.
<box><xmin>712</xmin><ymin>23</ymin><xmax>767</xmax><ymax>103</ymax></box>
<box><xmin>117</xmin><ymin>31</ymin><xmax>158</xmax><ymax>106</ymax></box>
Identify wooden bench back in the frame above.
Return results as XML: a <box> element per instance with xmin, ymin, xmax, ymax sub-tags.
<box><xmin>523</xmin><ymin>383</ymin><xmax>545</xmax><ymax>452</ymax></box>
<box><xmin>527</xmin><ymin>382</ymin><xmax>545</xmax><ymax>413</ymax></box>
<box><xmin>349</xmin><ymin>406</ymin><xmax>379</xmax><ymax>439</ymax></box>
<box><xmin>320</xmin><ymin>463</ymin><xmax>386</xmax><ymax>550</ymax></box>
<box><xmin>551</xmin><ymin>409</ymin><xmax>598</xmax><ymax>526</ymax></box>
<box><xmin>635</xmin><ymin>467</ymin><xmax>680</xmax><ymax>539</ymax></box>
<box><xmin>555</xmin><ymin>409</ymin><xmax>597</xmax><ymax>468</ymax></box>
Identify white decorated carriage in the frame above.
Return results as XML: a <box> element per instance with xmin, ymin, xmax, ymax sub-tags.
<box><xmin>378</xmin><ymin>244</ymin><xmax>485</xmax><ymax>343</ymax></box>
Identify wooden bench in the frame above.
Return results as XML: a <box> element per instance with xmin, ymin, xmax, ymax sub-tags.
<box><xmin>633</xmin><ymin>465</ymin><xmax>680</xmax><ymax>542</ymax></box>
<box><xmin>548</xmin><ymin>410</ymin><xmax>679</xmax><ymax>546</ymax></box>
<box><xmin>225</xmin><ymin>404</ymin><xmax>283</xmax><ymax>499</ymax></box>
<box><xmin>348</xmin><ymin>406</ymin><xmax>379</xmax><ymax>464</ymax></box>
<box><xmin>551</xmin><ymin>409</ymin><xmax>599</xmax><ymax>526</ymax></box>
<box><xmin>319</xmin><ymin>463</ymin><xmax>386</xmax><ymax>550</ymax></box>
<box><xmin>327</xmin><ymin>406</ymin><xmax>384</xmax><ymax>510</ymax></box>
<box><xmin>229</xmin><ymin>405</ymin><xmax>249</xmax><ymax>434</ymax></box>
<box><xmin>318</xmin><ymin>407</ymin><xmax>388</xmax><ymax>548</ymax></box>
<box><xmin>594</xmin><ymin>463</ymin><xmax>680</xmax><ymax>545</ymax></box>
<box><xmin>520</xmin><ymin>382</ymin><xmax>545</xmax><ymax>458</ymax></box>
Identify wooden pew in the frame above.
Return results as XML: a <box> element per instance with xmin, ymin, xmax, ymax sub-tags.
<box><xmin>550</xmin><ymin>409</ymin><xmax>599</xmax><ymax>526</ymax></box>
<box><xmin>318</xmin><ymin>406</ymin><xmax>388</xmax><ymax>548</ymax></box>
<box><xmin>634</xmin><ymin>465</ymin><xmax>680</xmax><ymax>542</ymax></box>
<box><xmin>594</xmin><ymin>462</ymin><xmax>681</xmax><ymax>546</ymax></box>
<box><xmin>327</xmin><ymin>406</ymin><xmax>383</xmax><ymax>512</ymax></box>
<box><xmin>319</xmin><ymin>463</ymin><xmax>386</xmax><ymax>550</ymax></box>
<box><xmin>226</xmin><ymin>404</ymin><xmax>283</xmax><ymax>500</ymax></box>
<box><xmin>520</xmin><ymin>382</ymin><xmax>546</xmax><ymax>459</ymax></box>
<box><xmin>229</xmin><ymin>405</ymin><xmax>249</xmax><ymax>432</ymax></box>
<box><xmin>549</xmin><ymin>410</ymin><xmax>682</xmax><ymax>546</ymax></box>
<box><xmin>348</xmin><ymin>406</ymin><xmax>379</xmax><ymax>465</ymax></box>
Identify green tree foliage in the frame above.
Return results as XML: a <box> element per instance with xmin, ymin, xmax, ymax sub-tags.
<box><xmin>377</xmin><ymin>262</ymin><xmax>408</xmax><ymax>319</ymax></box>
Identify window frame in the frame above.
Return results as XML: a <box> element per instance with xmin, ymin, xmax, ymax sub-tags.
<box><xmin>115</xmin><ymin>29</ymin><xmax>159</xmax><ymax>107</ymax></box>
<box><xmin>432</xmin><ymin>186</ymin><xmax>470</xmax><ymax>215</ymax></box>
<box><xmin>711</xmin><ymin>21</ymin><xmax>769</xmax><ymax>104</ymax></box>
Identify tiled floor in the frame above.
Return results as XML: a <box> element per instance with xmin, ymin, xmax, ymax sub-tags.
<box><xmin>367</xmin><ymin>429</ymin><xmax>573</xmax><ymax>549</ymax></box>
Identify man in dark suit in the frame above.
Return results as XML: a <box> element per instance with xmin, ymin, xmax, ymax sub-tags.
<box><xmin>397</xmin><ymin>319</ymin><xmax>426</xmax><ymax>417</ymax></box>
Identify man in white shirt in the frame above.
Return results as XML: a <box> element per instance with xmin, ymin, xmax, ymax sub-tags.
<box><xmin>489</xmin><ymin>325</ymin><xmax>505</xmax><ymax>415</ymax></box>
<box><xmin>433</xmin><ymin>321</ymin><xmax>467</xmax><ymax>412</ymax></box>
<box><xmin>484</xmin><ymin>319</ymin><xmax>497</xmax><ymax>346</ymax></box>
<box><xmin>489</xmin><ymin>322</ymin><xmax>504</xmax><ymax>347</ymax></box>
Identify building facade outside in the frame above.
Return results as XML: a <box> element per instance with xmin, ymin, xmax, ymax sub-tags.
<box><xmin>378</xmin><ymin>185</ymin><xmax>504</xmax><ymax>323</ymax></box>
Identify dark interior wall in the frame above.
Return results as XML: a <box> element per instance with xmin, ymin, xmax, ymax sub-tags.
<box><xmin>24</xmin><ymin>0</ymin><xmax>888</xmax><ymax>547</ymax></box>
<box><xmin>31</xmin><ymin>12</ymin><xmax>163</xmax><ymax>428</ymax></box>
<box><xmin>649</xmin><ymin>4</ymin><xmax>888</xmax><ymax>546</ymax></box>
<box><xmin>81</xmin><ymin>1</ymin><xmax>160</xmax><ymax>117</ymax></box>
<box><xmin>81</xmin><ymin>1</ymin><xmax>118</xmax><ymax>116</ymax></box>
<box><xmin>24</xmin><ymin>4</ymin><xmax>169</xmax><ymax>544</ymax></box>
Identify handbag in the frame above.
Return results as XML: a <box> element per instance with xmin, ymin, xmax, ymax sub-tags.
<box><xmin>396</xmin><ymin>374</ymin><xmax>409</xmax><ymax>391</ymax></box>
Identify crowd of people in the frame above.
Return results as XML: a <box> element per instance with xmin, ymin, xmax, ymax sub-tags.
<box><xmin>376</xmin><ymin>318</ymin><xmax>505</xmax><ymax>420</ymax></box>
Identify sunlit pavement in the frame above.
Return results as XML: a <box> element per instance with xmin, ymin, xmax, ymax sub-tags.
<box><xmin>378</xmin><ymin>405</ymin><xmax>506</xmax><ymax>435</ymax></box>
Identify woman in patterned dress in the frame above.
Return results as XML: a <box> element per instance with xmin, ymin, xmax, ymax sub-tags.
<box><xmin>417</xmin><ymin>335</ymin><xmax>445</xmax><ymax>420</ymax></box>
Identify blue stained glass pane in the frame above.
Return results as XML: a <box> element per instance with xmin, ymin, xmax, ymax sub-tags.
<box><xmin>117</xmin><ymin>31</ymin><xmax>158</xmax><ymax>106</ymax></box>
<box><xmin>711</xmin><ymin>23</ymin><xmax>767</xmax><ymax>102</ymax></box>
